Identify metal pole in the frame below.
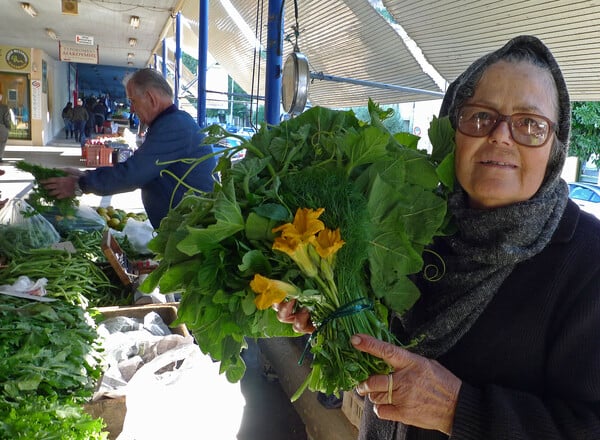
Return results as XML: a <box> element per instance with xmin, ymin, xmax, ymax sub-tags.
<box><xmin>174</xmin><ymin>12</ymin><xmax>182</xmax><ymax>108</ymax></box>
<box><xmin>310</xmin><ymin>72</ymin><xmax>444</xmax><ymax>98</ymax></box>
<box><xmin>197</xmin><ymin>0</ymin><xmax>208</xmax><ymax>127</ymax></box>
<box><xmin>161</xmin><ymin>39</ymin><xmax>167</xmax><ymax>78</ymax></box>
<box><xmin>265</xmin><ymin>0</ymin><xmax>284</xmax><ymax>126</ymax></box>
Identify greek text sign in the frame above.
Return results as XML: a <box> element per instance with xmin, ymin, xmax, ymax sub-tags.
<box><xmin>59</xmin><ymin>42</ymin><xmax>98</xmax><ymax>64</ymax></box>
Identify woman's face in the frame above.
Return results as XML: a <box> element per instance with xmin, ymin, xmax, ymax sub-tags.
<box><xmin>454</xmin><ymin>60</ymin><xmax>559</xmax><ymax>209</ymax></box>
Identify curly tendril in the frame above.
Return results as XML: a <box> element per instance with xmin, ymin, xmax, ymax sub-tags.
<box><xmin>422</xmin><ymin>248</ymin><xmax>446</xmax><ymax>282</ymax></box>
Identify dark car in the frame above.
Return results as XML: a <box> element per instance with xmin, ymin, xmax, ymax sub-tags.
<box><xmin>568</xmin><ymin>182</ymin><xmax>600</xmax><ymax>219</ymax></box>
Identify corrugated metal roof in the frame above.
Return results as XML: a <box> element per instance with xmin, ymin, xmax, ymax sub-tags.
<box><xmin>174</xmin><ymin>0</ymin><xmax>600</xmax><ymax>106</ymax></box>
<box><xmin>176</xmin><ymin>0</ymin><xmax>444</xmax><ymax>107</ymax></box>
<box><xmin>382</xmin><ymin>0</ymin><xmax>600</xmax><ymax>100</ymax></box>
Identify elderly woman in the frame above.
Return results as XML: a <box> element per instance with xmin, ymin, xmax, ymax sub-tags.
<box><xmin>279</xmin><ymin>35</ymin><xmax>600</xmax><ymax>439</ymax></box>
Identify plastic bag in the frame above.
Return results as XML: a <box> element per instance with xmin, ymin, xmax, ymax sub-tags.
<box><xmin>42</xmin><ymin>204</ymin><xmax>106</xmax><ymax>234</ymax></box>
<box><xmin>0</xmin><ymin>199</ymin><xmax>60</xmax><ymax>254</ymax></box>
<box><xmin>121</xmin><ymin>218</ymin><xmax>155</xmax><ymax>255</ymax></box>
<box><xmin>117</xmin><ymin>344</ymin><xmax>245</xmax><ymax>440</ymax></box>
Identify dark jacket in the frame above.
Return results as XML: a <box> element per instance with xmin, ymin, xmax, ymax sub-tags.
<box><xmin>62</xmin><ymin>105</ymin><xmax>73</xmax><ymax>120</ymax></box>
<box><xmin>360</xmin><ymin>200</ymin><xmax>600</xmax><ymax>439</ymax></box>
<box><xmin>79</xmin><ymin>105</ymin><xmax>217</xmax><ymax>228</ymax></box>
<box><xmin>71</xmin><ymin>105</ymin><xmax>88</xmax><ymax>122</ymax></box>
<box><xmin>0</xmin><ymin>104</ymin><xmax>11</xmax><ymax>130</ymax></box>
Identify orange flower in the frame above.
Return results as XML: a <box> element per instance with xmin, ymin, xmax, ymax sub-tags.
<box><xmin>272</xmin><ymin>208</ymin><xmax>325</xmax><ymax>244</ymax></box>
<box><xmin>314</xmin><ymin>228</ymin><xmax>345</xmax><ymax>259</ymax></box>
<box><xmin>272</xmin><ymin>208</ymin><xmax>326</xmax><ymax>277</ymax></box>
<box><xmin>250</xmin><ymin>274</ymin><xmax>300</xmax><ymax>310</ymax></box>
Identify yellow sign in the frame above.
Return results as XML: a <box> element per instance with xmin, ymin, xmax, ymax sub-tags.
<box><xmin>59</xmin><ymin>42</ymin><xmax>98</xmax><ymax>64</ymax></box>
<box><xmin>0</xmin><ymin>45</ymin><xmax>31</xmax><ymax>71</ymax></box>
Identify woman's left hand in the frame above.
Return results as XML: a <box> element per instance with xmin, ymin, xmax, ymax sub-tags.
<box><xmin>351</xmin><ymin>334</ymin><xmax>462</xmax><ymax>435</ymax></box>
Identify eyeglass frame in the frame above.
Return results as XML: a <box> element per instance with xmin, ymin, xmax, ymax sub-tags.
<box><xmin>457</xmin><ymin>104</ymin><xmax>558</xmax><ymax>147</ymax></box>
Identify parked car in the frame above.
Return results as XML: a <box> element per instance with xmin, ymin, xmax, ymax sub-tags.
<box><xmin>238</xmin><ymin>126</ymin><xmax>256</xmax><ymax>138</ymax></box>
<box><xmin>568</xmin><ymin>182</ymin><xmax>600</xmax><ymax>218</ymax></box>
<box><xmin>214</xmin><ymin>137</ymin><xmax>246</xmax><ymax>163</ymax></box>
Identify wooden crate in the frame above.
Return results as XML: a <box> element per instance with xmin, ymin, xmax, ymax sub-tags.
<box><xmin>84</xmin><ymin>304</ymin><xmax>188</xmax><ymax>440</ymax></box>
<box><xmin>85</xmin><ymin>145</ymin><xmax>113</xmax><ymax>167</ymax></box>
<box><xmin>101</xmin><ymin>230</ymin><xmax>135</xmax><ymax>286</ymax></box>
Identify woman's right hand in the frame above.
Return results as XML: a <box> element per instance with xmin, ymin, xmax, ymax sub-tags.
<box><xmin>273</xmin><ymin>299</ymin><xmax>316</xmax><ymax>334</ymax></box>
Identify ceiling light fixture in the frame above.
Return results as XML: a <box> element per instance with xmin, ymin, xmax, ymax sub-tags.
<box><xmin>21</xmin><ymin>2</ymin><xmax>37</xmax><ymax>17</ymax></box>
<box><xmin>127</xmin><ymin>53</ymin><xmax>135</xmax><ymax>59</ymax></box>
<box><xmin>129</xmin><ymin>16</ymin><xmax>140</xmax><ymax>28</ymax></box>
<box><xmin>127</xmin><ymin>61</ymin><xmax>134</xmax><ymax>66</ymax></box>
<box><xmin>45</xmin><ymin>28</ymin><xmax>58</xmax><ymax>40</ymax></box>
<box><xmin>128</xmin><ymin>38</ymin><xmax>137</xmax><ymax>47</ymax></box>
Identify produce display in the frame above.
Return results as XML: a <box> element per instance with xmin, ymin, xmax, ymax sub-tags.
<box><xmin>0</xmin><ymin>296</ymin><xmax>106</xmax><ymax>439</ymax></box>
<box><xmin>95</xmin><ymin>206</ymin><xmax>147</xmax><ymax>231</ymax></box>
<box><xmin>140</xmin><ymin>101</ymin><xmax>455</xmax><ymax>397</ymax></box>
<box><xmin>0</xmin><ymin>247</ymin><xmax>125</xmax><ymax>308</ymax></box>
<box><xmin>0</xmin><ymin>156</ymin><xmax>153</xmax><ymax>438</ymax></box>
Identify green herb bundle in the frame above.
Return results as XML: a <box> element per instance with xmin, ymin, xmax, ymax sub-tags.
<box><xmin>140</xmin><ymin>101</ymin><xmax>455</xmax><ymax>396</ymax></box>
<box><xmin>16</xmin><ymin>160</ymin><xmax>79</xmax><ymax>216</ymax></box>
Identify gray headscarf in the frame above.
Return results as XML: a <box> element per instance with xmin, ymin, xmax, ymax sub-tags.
<box><xmin>402</xmin><ymin>35</ymin><xmax>571</xmax><ymax>359</ymax></box>
<box><xmin>360</xmin><ymin>34</ymin><xmax>571</xmax><ymax>440</ymax></box>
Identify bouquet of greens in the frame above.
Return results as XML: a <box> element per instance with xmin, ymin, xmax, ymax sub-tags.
<box><xmin>140</xmin><ymin>101</ymin><xmax>455</xmax><ymax>397</ymax></box>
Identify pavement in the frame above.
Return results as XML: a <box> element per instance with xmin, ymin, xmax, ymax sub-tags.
<box><xmin>0</xmin><ymin>132</ymin><xmax>145</xmax><ymax>213</ymax></box>
<box><xmin>0</xmin><ymin>133</ymin><xmax>361</xmax><ymax>440</ymax></box>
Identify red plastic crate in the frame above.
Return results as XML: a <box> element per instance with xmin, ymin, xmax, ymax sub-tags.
<box><xmin>85</xmin><ymin>145</ymin><xmax>113</xmax><ymax>166</ymax></box>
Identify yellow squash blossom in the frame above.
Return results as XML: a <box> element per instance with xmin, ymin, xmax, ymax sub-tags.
<box><xmin>250</xmin><ymin>274</ymin><xmax>300</xmax><ymax>310</ymax></box>
<box><xmin>272</xmin><ymin>208</ymin><xmax>326</xmax><ymax>278</ymax></box>
<box><xmin>314</xmin><ymin>228</ymin><xmax>345</xmax><ymax>259</ymax></box>
<box><xmin>272</xmin><ymin>208</ymin><xmax>325</xmax><ymax>244</ymax></box>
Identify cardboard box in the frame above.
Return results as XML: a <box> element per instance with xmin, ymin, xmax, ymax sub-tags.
<box><xmin>84</xmin><ymin>304</ymin><xmax>188</xmax><ymax>439</ymax></box>
<box><xmin>341</xmin><ymin>390</ymin><xmax>365</xmax><ymax>429</ymax></box>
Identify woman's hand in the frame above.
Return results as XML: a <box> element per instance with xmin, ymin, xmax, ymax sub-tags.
<box><xmin>273</xmin><ymin>299</ymin><xmax>316</xmax><ymax>334</ymax></box>
<box><xmin>351</xmin><ymin>334</ymin><xmax>461</xmax><ymax>435</ymax></box>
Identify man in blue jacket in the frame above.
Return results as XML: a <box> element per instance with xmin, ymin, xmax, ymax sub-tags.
<box><xmin>43</xmin><ymin>69</ymin><xmax>217</xmax><ymax>228</ymax></box>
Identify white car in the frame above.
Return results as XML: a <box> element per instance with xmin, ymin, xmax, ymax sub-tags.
<box><xmin>238</xmin><ymin>126</ymin><xmax>256</xmax><ymax>138</ymax></box>
<box><xmin>568</xmin><ymin>182</ymin><xmax>600</xmax><ymax>219</ymax></box>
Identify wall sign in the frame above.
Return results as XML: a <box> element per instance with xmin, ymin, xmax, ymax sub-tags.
<box><xmin>0</xmin><ymin>45</ymin><xmax>30</xmax><ymax>71</ymax></box>
<box><xmin>75</xmin><ymin>35</ymin><xmax>94</xmax><ymax>46</ymax></box>
<box><xmin>59</xmin><ymin>42</ymin><xmax>98</xmax><ymax>64</ymax></box>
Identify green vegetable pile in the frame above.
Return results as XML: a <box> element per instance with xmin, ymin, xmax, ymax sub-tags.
<box><xmin>0</xmin><ymin>248</ymin><xmax>124</xmax><ymax>307</ymax></box>
<box><xmin>0</xmin><ymin>296</ymin><xmax>107</xmax><ymax>439</ymax></box>
<box><xmin>15</xmin><ymin>160</ymin><xmax>80</xmax><ymax>216</ymax></box>
<box><xmin>140</xmin><ymin>101</ymin><xmax>455</xmax><ymax>396</ymax></box>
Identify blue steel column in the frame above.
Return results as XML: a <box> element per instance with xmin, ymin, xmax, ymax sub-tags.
<box><xmin>265</xmin><ymin>0</ymin><xmax>283</xmax><ymax>125</ymax></box>
<box><xmin>197</xmin><ymin>0</ymin><xmax>208</xmax><ymax>127</ymax></box>
<box><xmin>174</xmin><ymin>12</ymin><xmax>182</xmax><ymax>108</ymax></box>
<box><xmin>161</xmin><ymin>38</ymin><xmax>167</xmax><ymax>78</ymax></box>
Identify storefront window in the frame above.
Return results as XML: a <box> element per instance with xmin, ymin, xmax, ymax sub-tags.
<box><xmin>0</xmin><ymin>72</ymin><xmax>31</xmax><ymax>140</ymax></box>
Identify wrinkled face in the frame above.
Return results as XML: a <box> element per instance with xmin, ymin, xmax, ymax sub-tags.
<box><xmin>455</xmin><ymin>60</ymin><xmax>559</xmax><ymax>209</ymax></box>
<box><xmin>126</xmin><ymin>82</ymin><xmax>153</xmax><ymax>126</ymax></box>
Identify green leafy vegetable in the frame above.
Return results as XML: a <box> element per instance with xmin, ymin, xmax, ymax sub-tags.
<box><xmin>140</xmin><ymin>101</ymin><xmax>455</xmax><ymax>395</ymax></box>
<box><xmin>15</xmin><ymin>160</ymin><xmax>79</xmax><ymax>216</ymax></box>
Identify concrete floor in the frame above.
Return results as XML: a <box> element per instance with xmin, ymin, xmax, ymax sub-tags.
<box><xmin>0</xmin><ymin>134</ymin><xmax>358</xmax><ymax>440</ymax></box>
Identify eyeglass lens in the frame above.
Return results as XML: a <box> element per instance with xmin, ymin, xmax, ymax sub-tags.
<box><xmin>458</xmin><ymin>105</ymin><xmax>554</xmax><ymax>147</ymax></box>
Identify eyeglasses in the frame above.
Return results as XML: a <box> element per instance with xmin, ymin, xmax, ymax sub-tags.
<box><xmin>457</xmin><ymin>104</ymin><xmax>557</xmax><ymax>147</ymax></box>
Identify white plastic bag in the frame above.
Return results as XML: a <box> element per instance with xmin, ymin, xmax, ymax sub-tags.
<box><xmin>121</xmin><ymin>218</ymin><xmax>155</xmax><ymax>255</ymax></box>
<box><xmin>0</xmin><ymin>199</ymin><xmax>60</xmax><ymax>251</ymax></box>
<box><xmin>117</xmin><ymin>343</ymin><xmax>245</xmax><ymax>440</ymax></box>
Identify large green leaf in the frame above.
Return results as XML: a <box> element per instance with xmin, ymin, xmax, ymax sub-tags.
<box><xmin>177</xmin><ymin>179</ymin><xmax>245</xmax><ymax>255</ymax></box>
